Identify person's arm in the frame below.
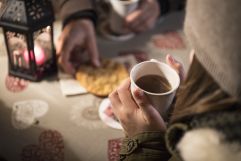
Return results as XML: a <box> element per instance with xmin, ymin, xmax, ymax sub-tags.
<box><xmin>51</xmin><ymin>0</ymin><xmax>93</xmax><ymax>21</ymax></box>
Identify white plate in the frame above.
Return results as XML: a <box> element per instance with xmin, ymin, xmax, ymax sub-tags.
<box><xmin>99</xmin><ymin>98</ymin><xmax>123</xmax><ymax>130</ymax></box>
<box><xmin>99</xmin><ymin>21</ymin><xmax>135</xmax><ymax>41</ymax></box>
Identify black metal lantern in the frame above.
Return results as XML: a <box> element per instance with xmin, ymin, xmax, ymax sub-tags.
<box><xmin>0</xmin><ymin>0</ymin><xmax>57</xmax><ymax>81</ymax></box>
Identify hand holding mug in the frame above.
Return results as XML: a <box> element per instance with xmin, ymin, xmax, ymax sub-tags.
<box><xmin>125</xmin><ymin>0</ymin><xmax>160</xmax><ymax>33</ymax></box>
<box><xmin>109</xmin><ymin>55</ymin><xmax>184</xmax><ymax>137</ymax></box>
<box><xmin>109</xmin><ymin>78</ymin><xmax>166</xmax><ymax>137</ymax></box>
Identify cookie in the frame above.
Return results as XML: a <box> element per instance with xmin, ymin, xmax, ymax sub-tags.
<box><xmin>76</xmin><ymin>59</ymin><xmax>128</xmax><ymax>96</ymax></box>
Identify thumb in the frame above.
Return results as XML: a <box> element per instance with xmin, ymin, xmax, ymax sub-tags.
<box><xmin>166</xmin><ymin>54</ymin><xmax>185</xmax><ymax>82</ymax></box>
<box><xmin>133</xmin><ymin>88</ymin><xmax>161</xmax><ymax>121</ymax></box>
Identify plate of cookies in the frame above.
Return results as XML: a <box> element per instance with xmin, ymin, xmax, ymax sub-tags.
<box><xmin>75</xmin><ymin>59</ymin><xmax>129</xmax><ymax>97</ymax></box>
<box><xmin>99</xmin><ymin>98</ymin><xmax>122</xmax><ymax>129</ymax></box>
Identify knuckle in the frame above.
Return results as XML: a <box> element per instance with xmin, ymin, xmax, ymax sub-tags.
<box><xmin>108</xmin><ymin>94</ymin><xmax>113</xmax><ymax>100</ymax></box>
<box><xmin>118</xmin><ymin>117</ymin><xmax>125</xmax><ymax>124</ymax></box>
<box><xmin>108</xmin><ymin>92</ymin><xmax>115</xmax><ymax>100</ymax></box>
<box><xmin>117</xmin><ymin>85</ymin><xmax>126</xmax><ymax>94</ymax></box>
<box><xmin>118</xmin><ymin>114</ymin><xmax>129</xmax><ymax>124</ymax></box>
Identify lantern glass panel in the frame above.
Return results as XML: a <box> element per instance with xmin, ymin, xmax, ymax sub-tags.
<box><xmin>0</xmin><ymin>0</ymin><xmax>6</xmax><ymax>12</ymax></box>
<box><xmin>33</xmin><ymin>26</ymin><xmax>53</xmax><ymax>66</ymax></box>
<box><xmin>6</xmin><ymin>31</ymin><xmax>30</xmax><ymax>69</ymax></box>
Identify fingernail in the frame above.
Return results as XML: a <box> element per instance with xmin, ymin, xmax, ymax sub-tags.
<box><xmin>94</xmin><ymin>60</ymin><xmax>101</xmax><ymax>67</ymax></box>
<box><xmin>136</xmin><ymin>89</ymin><xmax>144</xmax><ymax>98</ymax></box>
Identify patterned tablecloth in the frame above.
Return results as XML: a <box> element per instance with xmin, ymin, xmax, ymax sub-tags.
<box><xmin>0</xmin><ymin>12</ymin><xmax>190</xmax><ymax>161</ymax></box>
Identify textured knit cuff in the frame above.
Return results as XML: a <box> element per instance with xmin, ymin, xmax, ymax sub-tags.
<box><xmin>119</xmin><ymin>132</ymin><xmax>168</xmax><ymax>160</ymax></box>
<box><xmin>62</xmin><ymin>9</ymin><xmax>97</xmax><ymax>29</ymax></box>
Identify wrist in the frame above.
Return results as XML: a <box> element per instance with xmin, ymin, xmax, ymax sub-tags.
<box><xmin>63</xmin><ymin>9</ymin><xmax>97</xmax><ymax>29</ymax></box>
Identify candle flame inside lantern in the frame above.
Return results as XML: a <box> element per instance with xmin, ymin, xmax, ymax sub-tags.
<box><xmin>24</xmin><ymin>45</ymin><xmax>45</xmax><ymax>66</ymax></box>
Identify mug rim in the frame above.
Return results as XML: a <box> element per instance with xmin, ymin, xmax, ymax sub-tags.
<box><xmin>110</xmin><ymin>0</ymin><xmax>139</xmax><ymax>5</ymax></box>
<box><xmin>130</xmin><ymin>60</ymin><xmax>180</xmax><ymax>96</ymax></box>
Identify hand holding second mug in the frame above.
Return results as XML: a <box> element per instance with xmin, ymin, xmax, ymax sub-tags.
<box><xmin>109</xmin><ymin>78</ymin><xmax>166</xmax><ymax>137</ymax></box>
<box><xmin>125</xmin><ymin>0</ymin><xmax>160</xmax><ymax>33</ymax></box>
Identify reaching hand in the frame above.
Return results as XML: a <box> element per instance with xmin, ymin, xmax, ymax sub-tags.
<box><xmin>56</xmin><ymin>19</ymin><xmax>100</xmax><ymax>75</ymax></box>
<box><xmin>109</xmin><ymin>78</ymin><xmax>166</xmax><ymax>137</ymax></box>
<box><xmin>125</xmin><ymin>0</ymin><xmax>160</xmax><ymax>33</ymax></box>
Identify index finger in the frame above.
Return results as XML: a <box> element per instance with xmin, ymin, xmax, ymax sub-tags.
<box><xmin>87</xmin><ymin>33</ymin><xmax>100</xmax><ymax>67</ymax></box>
<box><xmin>58</xmin><ymin>38</ymin><xmax>78</xmax><ymax>74</ymax></box>
<box><xmin>116</xmin><ymin>78</ymin><xmax>137</xmax><ymax>110</ymax></box>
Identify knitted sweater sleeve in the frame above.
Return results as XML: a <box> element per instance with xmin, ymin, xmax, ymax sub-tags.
<box><xmin>119</xmin><ymin>132</ymin><xmax>171</xmax><ymax>161</ymax></box>
<box><xmin>51</xmin><ymin>0</ymin><xmax>97</xmax><ymax>27</ymax></box>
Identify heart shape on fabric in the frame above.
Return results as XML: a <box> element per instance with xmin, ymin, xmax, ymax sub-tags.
<box><xmin>152</xmin><ymin>31</ymin><xmax>186</xmax><ymax>50</ymax></box>
<box><xmin>5</xmin><ymin>75</ymin><xmax>28</xmax><ymax>93</ymax></box>
<box><xmin>12</xmin><ymin>100</ymin><xmax>49</xmax><ymax>129</ymax></box>
<box><xmin>108</xmin><ymin>138</ymin><xmax>123</xmax><ymax>161</ymax></box>
<box><xmin>21</xmin><ymin>130</ymin><xmax>64</xmax><ymax>161</ymax></box>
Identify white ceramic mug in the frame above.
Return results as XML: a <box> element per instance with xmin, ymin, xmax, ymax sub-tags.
<box><xmin>109</xmin><ymin>0</ymin><xmax>139</xmax><ymax>34</ymax></box>
<box><xmin>130</xmin><ymin>59</ymin><xmax>180</xmax><ymax>119</ymax></box>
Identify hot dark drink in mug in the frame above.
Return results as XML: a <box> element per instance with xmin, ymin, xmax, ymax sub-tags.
<box><xmin>135</xmin><ymin>75</ymin><xmax>171</xmax><ymax>93</ymax></box>
<box><xmin>130</xmin><ymin>60</ymin><xmax>180</xmax><ymax>119</ymax></box>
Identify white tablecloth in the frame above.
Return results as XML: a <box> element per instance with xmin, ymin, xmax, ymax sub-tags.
<box><xmin>0</xmin><ymin>12</ymin><xmax>190</xmax><ymax>161</ymax></box>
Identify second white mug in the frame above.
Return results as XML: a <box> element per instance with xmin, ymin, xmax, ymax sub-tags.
<box><xmin>109</xmin><ymin>0</ymin><xmax>139</xmax><ymax>35</ymax></box>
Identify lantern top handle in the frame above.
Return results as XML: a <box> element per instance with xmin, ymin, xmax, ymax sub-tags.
<box><xmin>0</xmin><ymin>0</ymin><xmax>54</xmax><ymax>31</ymax></box>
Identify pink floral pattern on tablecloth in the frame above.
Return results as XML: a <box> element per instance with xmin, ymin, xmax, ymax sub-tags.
<box><xmin>152</xmin><ymin>31</ymin><xmax>186</xmax><ymax>49</ymax></box>
<box><xmin>21</xmin><ymin>130</ymin><xmax>64</xmax><ymax>161</ymax></box>
<box><xmin>5</xmin><ymin>75</ymin><xmax>28</xmax><ymax>93</ymax></box>
<box><xmin>108</xmin><ymin>138</ymin><xmax>123</xmax><ymax>161</ymax></box>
